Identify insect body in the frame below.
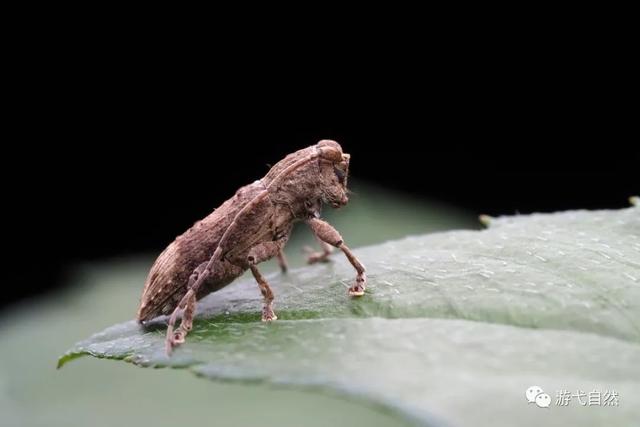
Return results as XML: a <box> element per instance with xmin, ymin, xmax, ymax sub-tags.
<box><xmin>137</xmin><ymin>140</ymin><xmax>366</xmax><ymax>354</ymax></box>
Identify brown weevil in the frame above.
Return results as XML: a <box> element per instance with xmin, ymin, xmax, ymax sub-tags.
<box><xmin>137</xmin><ymin>140</ymin><xmax>366</xmax><ymax>355</ymax></box>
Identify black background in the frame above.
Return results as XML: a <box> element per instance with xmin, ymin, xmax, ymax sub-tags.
<box><xmin>4</xmin><ymin>54</ymin><xmax>638</xmax><ymax>311</ymax></box>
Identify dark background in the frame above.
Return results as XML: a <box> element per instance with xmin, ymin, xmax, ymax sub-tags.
<box><xmin>5</xmin><ymin>58</ymin><xmax>638</xmax><ymax>311</ymax></box>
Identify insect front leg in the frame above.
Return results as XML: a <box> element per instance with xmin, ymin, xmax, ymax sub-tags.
<box><xmin>304</xmin><ymin>235</ymin><xmax>334</xmax><ymax>264</ymax></box>
<box><xmin>306</xmin><ymin>218</ymin><xmax>367</xmax><ymax>296</ymax></box>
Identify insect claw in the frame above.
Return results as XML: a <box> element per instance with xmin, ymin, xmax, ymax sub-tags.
<box><xmin>348</xmin><ymin>277</ymin><xmax>366</xmax><ymax>296</ymax></box>
<box><xmin>348</xmin><ymin>289</ymin><xmax>365</xmax><ymax>297</ymax></box>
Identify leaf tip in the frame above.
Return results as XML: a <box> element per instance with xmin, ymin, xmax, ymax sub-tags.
<box><xmin>56</xmin><ymin>357</ymin><xmax>67</xmax><ymax>370</ymax></box>
<box><xmin>56</xmin><ymin>352</ymin><xmax>86</xmax><ymax>369</ymax></box>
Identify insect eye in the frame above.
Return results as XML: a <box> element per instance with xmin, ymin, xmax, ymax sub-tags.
<box><xmin>333</xmin><ymin>166</ymin><xmax>346</xmax><ymax>184</ymax></box>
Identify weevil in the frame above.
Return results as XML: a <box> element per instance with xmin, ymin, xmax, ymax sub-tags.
<box><xmin>137</xmin><ymin>140</ymin><xmax>366</xmax><ymax>355</ymax></box>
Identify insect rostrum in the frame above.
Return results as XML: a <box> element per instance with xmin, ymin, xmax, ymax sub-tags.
<box><xmin>137</xmin><ymin>140</ymin><xmax>367</xmax><ymax>355</ymax></box>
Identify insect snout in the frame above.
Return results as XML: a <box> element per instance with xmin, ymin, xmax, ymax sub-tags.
<box><xmin>330</xmin><ymin>193</ymin><xmax>349</xmax><ymax>208</ymax></box>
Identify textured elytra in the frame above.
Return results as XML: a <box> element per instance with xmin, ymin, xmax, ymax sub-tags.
<box><xmin>60</xmin><ymin>204</ymin><xmax>640</xmax><ymax>427</ymax></box>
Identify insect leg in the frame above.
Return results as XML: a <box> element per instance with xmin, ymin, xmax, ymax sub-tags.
<box><xmin>276</xmin><ymin>249</ymin><xmax>289</xmax><ymax>273</ymax></box>
<box><xmin>243</xmin><ymin>239</ymin><xmax>287</xmax><ymax>321</ymax></box>
<box><xmin>304</xmin><ymin>235</ymin><xmax>334</xmax><ymax>264</ymax></box>
<box><xmin>165</xmin><ymin>247</ymin><xmax>221</xmax><ymax>355</ymax></box>
<box><xmin>250</xmin><ymin>265</ymin><xmax>278</xmax><ymax>321</ymax></box>
<box><xmin>165</xmin><ymin>265</ymin><xmax>204</xmax><ymax>354</ymax></box>
<box><xmin>306</xmin><ymin>218</ymin><xmax>367</xmax><ymax>296</ymax></box>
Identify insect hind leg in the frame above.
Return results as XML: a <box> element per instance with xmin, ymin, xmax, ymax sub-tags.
<box><xmin>165</xmin><ymin>262</ymin><xmax>209</xmax><ymax>355</ymax></box>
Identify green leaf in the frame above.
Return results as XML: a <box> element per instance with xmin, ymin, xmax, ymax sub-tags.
<box><xmin>59</xmin><ymin>203</ymin><xmax>640</xmax><ymax>427</ymax></box>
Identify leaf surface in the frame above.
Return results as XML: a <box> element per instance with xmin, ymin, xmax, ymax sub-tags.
<box><xmin>59</xmin><ymin>204</ymin><xmax>640</xmax><ymax>426</ymax></box>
